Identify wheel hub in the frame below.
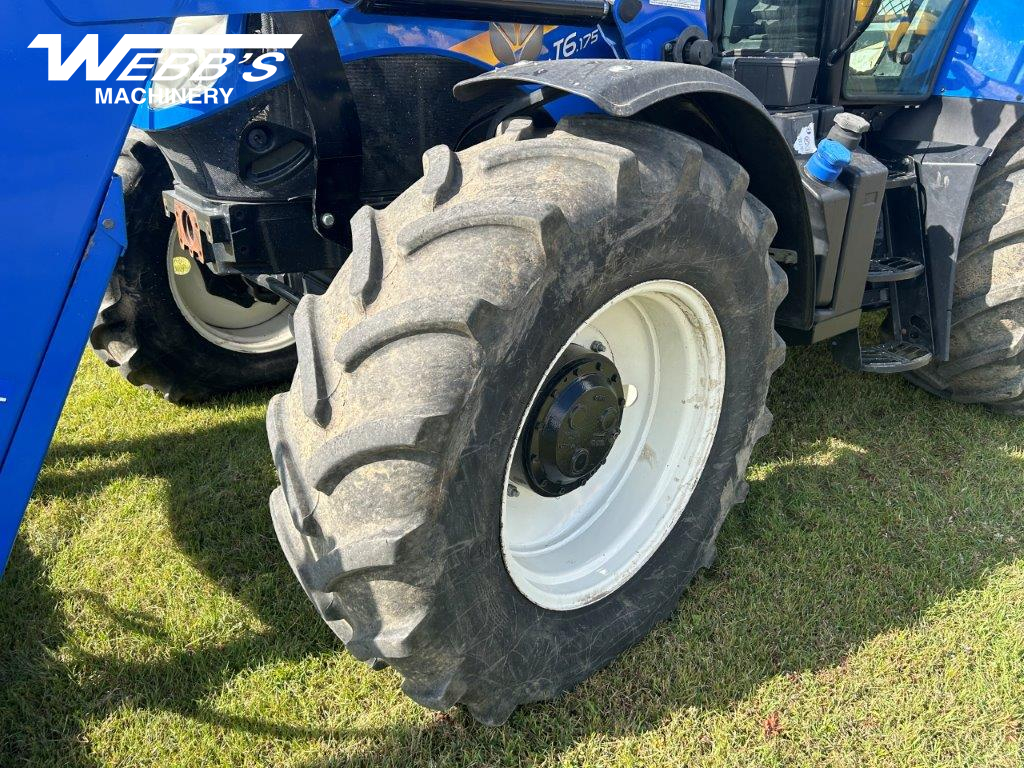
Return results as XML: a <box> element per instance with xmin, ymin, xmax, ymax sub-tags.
<box><xmin>167</xmin><ymin>234</ymin><xmax>294</xmax><ymax>353</ymax></box>
<box><xmin>502</xmin><ymin>280</ymin><xmax>727</xmax><ymax>611</ymax></box>
<box><xmin>519</xmin><ymin>344</ymin><xmax>625</xmax><ymax>497</ymax></box>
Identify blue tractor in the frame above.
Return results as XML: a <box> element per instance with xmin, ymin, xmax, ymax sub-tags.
<box><xmin>2</xmin><ymin>0</ymin><xmax>1021</xmax><ymax>724</ymax></box>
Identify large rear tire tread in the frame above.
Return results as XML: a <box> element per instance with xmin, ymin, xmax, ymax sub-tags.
<box><xmin>906</xmin><ymin>122</ymin><xmax>1024</xmax><ymax>415</ymax></box>
<box><xmin>268</xmin><ymin>116</ymin><xmax>786</xmax><ymax>723</ymax></box>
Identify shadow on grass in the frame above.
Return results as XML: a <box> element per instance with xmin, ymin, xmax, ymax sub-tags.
<box><xmin>3</xmin><ymin>346</ymin><xmax>1022</xmax><ymax>766</ymax></box>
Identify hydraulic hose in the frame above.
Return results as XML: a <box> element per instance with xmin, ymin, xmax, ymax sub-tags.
<box><xmin>826</xmin><ymin>0</ymin><xmax>883</xmax><ymax>67</ymax></box>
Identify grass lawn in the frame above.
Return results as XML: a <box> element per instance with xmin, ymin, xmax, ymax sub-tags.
<box><xmin>2</xmin><ymin>340</ymin><xmax>1022</xmax><ymax>767</ymax></box>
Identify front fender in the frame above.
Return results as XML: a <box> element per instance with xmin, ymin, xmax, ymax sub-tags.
<box><xmin>456</xmin><ymin>58</ymin><xmax>767</xmax><ymax>119</ymax></box>
<box><xmin>455</xmin><ymin>59</ymin><xmax>814</xmax><ymax>329</ymax></box>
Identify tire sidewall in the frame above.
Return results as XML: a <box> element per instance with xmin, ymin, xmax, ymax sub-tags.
<box><xmin>438</xmin><ymin>200</ymin><xmax>773</xmax><ymax>699</ymax></box>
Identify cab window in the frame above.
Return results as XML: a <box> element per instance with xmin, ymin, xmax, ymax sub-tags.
<box><xmin>843</xmin><ymin>0</ymin><xmax>964</xmax><ymax>99</ymax></box>
<box><xmin>720</xmin><ymin>0</ymin><xmax>827</xmax><ymax>56</ymax></box>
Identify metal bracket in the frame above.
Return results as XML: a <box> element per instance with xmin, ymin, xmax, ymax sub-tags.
<box><xmin>162</xmin><ymin>186</ymin><xmax>347</xmax><ymax>275</ymax></box>
<box><xmin>915</xmin><ymin>145</ymin><xmax>990</xmax><ymax>361</ymax></box>
<box><xmin>271</xmin><ymin>10</ymin><xmax>362</xmax><ymax>246</ymax></box>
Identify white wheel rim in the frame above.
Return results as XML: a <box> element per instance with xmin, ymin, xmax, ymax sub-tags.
<box><xmin>501</xmin><ymin>280</ymin><xmax>726</xmax><ymax>611</ymax></box>
<box><xmin>167</xmin><ymin>238</ymin><xmax>294</xmax><ymax>354</ymax></box>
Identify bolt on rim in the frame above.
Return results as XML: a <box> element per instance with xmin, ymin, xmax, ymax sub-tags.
<box><xmin>501</xmin><ymin>279</ymin><xmax>727</xmax><ymax>611</ymax></box>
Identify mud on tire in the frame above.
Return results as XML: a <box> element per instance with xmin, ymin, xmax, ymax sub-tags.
<box><xmin>267</xmin><ymin>116</ymin><xmax>787</xmax><ymax>723</ymax></box>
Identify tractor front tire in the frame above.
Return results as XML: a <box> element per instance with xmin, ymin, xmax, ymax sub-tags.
<box><xmin>267</xmin><ymin>116</ymin><xmax>786</xmax><ymax>723</ymax></box>
<box><xmin>907</xmin><ymin>122</ymin><xmax>1024</xmax><ymax>414</ymax></box>
<box><xmin>90</xmin><ymin>129</ymin><xmax>297</xmax><ymax>403</ymax></box>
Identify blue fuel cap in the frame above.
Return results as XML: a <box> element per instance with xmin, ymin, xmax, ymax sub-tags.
<box><xmin>805</xmin><ymin>139</ymin><xmax>852</xmax><ymax>184</ymax></box>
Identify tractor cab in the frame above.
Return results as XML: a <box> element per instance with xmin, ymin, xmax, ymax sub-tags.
<box><xmin>708</xmin><ymin>0</ymin><xmax>995</xmax><ymax>375</ymax></box>
<box><xmin>719</xmin><ymin>0</ymin><xmax>966</xmax><ymax>100</ymax></box>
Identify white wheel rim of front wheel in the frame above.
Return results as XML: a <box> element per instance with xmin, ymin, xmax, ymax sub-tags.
<box><xmin>167</xmin><ymin>239</ymin><xmax>294</xmax><ymax>354</ymax></box>
<box><xmin>501</xmin><ymin>280</ymin><xmax>727</xmax><ymax>611</ymax></box>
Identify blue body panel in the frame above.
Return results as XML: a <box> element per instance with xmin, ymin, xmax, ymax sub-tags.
<box><xmin>134</xmin><ymin>8</ymin><xmax>620</xmax><ymax>131</ymax></box>
<box><xmin>938</xmin><ymin>0</ymin><xmax>1024</xmax><ymax>102</ymax></box>
<box><xmin>131</xmin><ymin>0</ymin><xmax>706</xmax><ymax>132</ymax></box>
<box><xmin>0</xmin><ymin>6</ymin><xmax>168</xmax><ymax>571</ymax></box>
<box><xmin>614</xmin><ymin>0</ymin><xmax>705</xmax><ymax>60</ymax></box>
<box><xmin>0</xmin><ymin>178</ymin><xmax>127</xmax><ymax>568</ymax></box>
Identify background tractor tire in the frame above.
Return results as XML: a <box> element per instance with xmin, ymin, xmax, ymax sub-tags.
<box><xmin>267</xmin><ymin>116</ymin><xmax>787</xmax><ymax>724</ymax></box>
<box><xmin>90</xmin><ymin>129</ymin><xmax>297</xmax><ymax>403</ymax></box>
<box><xmin>906</xmin><ymin>123</ymin><xmax>1024</xmax><ymax>414</ymax></box>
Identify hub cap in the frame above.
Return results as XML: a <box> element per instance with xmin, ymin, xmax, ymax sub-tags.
<box><xmin>517</xmin><ymin>346</ymin><xmax>625</xmax><ymax>497</ymax></box>
<box><xmin>501</xmin><ymin>280</ymin><xmax>726</xmax><ymax>611</ymax></box>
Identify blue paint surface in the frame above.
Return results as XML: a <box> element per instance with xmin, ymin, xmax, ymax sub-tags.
<box><xmin>135</xmin><ymin>5</ymin><xmax>628</xmax><ymax>130</ymax></box>
<box><xmin>938</xmin><ymin>0</ymin><xmax>1024</xmax><ymax>102</ymax></box>
<box><xmin>0</xmin><ymin>5</ymin><xmax>167</xmax><ymax>571</ymax></box>
<box><xmin>613</xmin><ymin>0</ymin><xmax>705</xmax><ymax>61</ymax></box>
<box><xmin>0</xmin><ymin>178</ymin><xmax>127</xmax><ymax>572</ymax></box>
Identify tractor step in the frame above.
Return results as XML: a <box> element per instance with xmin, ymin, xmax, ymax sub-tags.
<box><xmin>859</xmin><ymin>340</ymin><xmax>933</xmax><ymax>373</ymax></box>
<box><xmin>866</xmin><ymin>255</ymin><xmax>925</xmax><ymax>283</ymax></box>
<box><xmin>831</xmin><ymin>330</ymin><xmax>934</xmax><ymax>374</ymax></box>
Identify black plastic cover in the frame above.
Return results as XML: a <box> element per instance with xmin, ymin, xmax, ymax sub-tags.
<box><xmin>718</xmin><ymin>53</ymin><xmax>819</xmax><ymax>109</ymax></box>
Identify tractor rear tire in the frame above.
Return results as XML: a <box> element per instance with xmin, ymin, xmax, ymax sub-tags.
<box><xmin>906</xmin><ymin>122</ymin><xmax>1024</xmax><ymax>414</ymax></box>
<box><xmin>90</xmin><ymin>129</ymin><xmax>297</xmax><ymax>403</ymax></box>
<box><xmin>267</xmin><ymin>116</ymin><xmax>786</xmax><ymax>723</ymax></box>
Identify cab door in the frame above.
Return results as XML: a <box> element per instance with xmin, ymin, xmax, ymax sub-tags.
<box><xmin>841</xmin><ymin>0</ymin><xmax>969</xmax><ymax>101</ymax></box>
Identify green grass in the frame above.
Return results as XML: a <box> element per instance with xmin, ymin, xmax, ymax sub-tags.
<box><xmin>2</xmin><ymin>341</ymin><xmax>1023</xmax><ymax>767</ymax></box>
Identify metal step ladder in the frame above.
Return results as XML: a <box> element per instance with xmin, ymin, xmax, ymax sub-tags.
<box><xmin>866</xmin><ymin>254</ymin><xmax>925</xmax><ymax>283</ymax></box>
<box><xmin>832</xmin><ymin>331</ymin><xmax>933</xmax><ymax>374</ymax></box>
<box><xmin>833</xmin><ymin>162</ymin><xmax>935</xmax><ymax>374</ymax></box>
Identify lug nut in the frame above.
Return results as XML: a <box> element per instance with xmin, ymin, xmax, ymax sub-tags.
<box><xmin>320</xmin><ymin>213</ymin><xmax>336</xmax><ymax>228</ymax></box>
<box><xmin>507</xmin><ymin>483</ymin><xmax>520</xmax><ymax>498</ymax></box>
<box><xmin>590</xmin><ymin>340</ymin><xmax>606</xmax><ymax>353</ymax></box>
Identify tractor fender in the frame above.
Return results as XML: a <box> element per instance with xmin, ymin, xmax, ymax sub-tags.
<box><xmin>455</xmin><ymin>59</ymin><xmax>814</xmax><ymax>328</ymax></box>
